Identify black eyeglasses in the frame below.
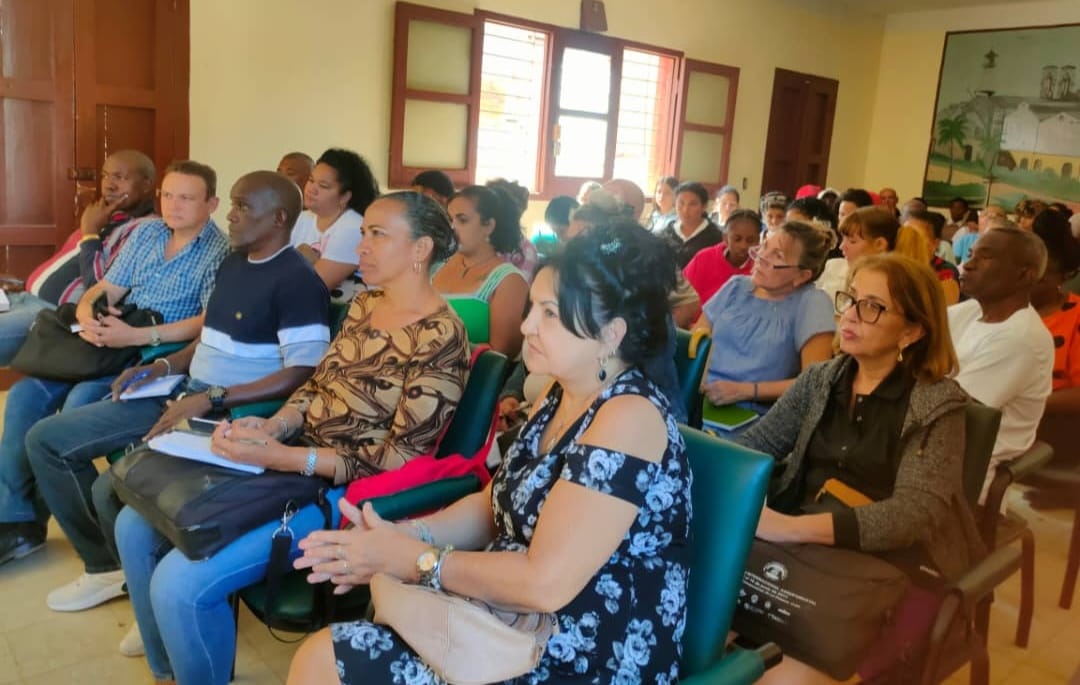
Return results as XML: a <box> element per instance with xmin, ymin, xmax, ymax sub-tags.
<box><xmin>834</xmin><ymin>290</ymin><xmax>897</xmax><ymax>324</ymax></box>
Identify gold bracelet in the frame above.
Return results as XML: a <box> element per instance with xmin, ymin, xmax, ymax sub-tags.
<box><xmin>79</xmin><ymin>235</ymin><xmax>102</xmax><ymax>244</ymax></box>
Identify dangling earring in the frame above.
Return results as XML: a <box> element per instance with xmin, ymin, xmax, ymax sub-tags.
<box><xmin>413</xmin><ymin>260</ymin><xmax>422</xmax><ymax>274</ymax></box>
<box><xmin>897</xmin><ymin>346</ymin><xmax>904</xmax><ymax>363</ymax></box>
<box><xmin>597</xmin><ymin>351</ymin><xmax>610</xmax><ymax>382</ymax></box>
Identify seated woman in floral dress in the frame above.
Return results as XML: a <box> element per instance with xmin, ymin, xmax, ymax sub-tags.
<box><xmin>289</xmin><ymin>222</ymin><xmax>692</xmax><ymax>684</ymax></box>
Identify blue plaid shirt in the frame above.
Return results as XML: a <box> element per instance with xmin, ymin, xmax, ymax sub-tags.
<box><xmin>104</xmin><ymin>218</ymin><xmax>229</xmax><ymax>323</ymax></box>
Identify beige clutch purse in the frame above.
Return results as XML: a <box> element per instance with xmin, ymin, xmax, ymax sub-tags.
<box><xmin>370</xmin><ymin>572</ymin><xmax>558</xmax><ymax>685</ymax></box>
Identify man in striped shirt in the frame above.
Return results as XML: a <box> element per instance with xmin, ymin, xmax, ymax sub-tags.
<box><xmin>0</xmin><ymin>150</ymin><xmax>157</xmax><ymax>364</ymax></box>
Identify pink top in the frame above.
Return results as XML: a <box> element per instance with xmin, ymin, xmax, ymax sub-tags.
<box><xmin>683</xmin><ymin>241</ymin><xmax>754</xmax><ymax>315</ymax></box>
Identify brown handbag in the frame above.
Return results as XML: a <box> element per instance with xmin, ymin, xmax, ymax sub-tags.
<box><xmin>370</xmin><ymin>572</ymin><xmax>558</xmax><ymax>685</ymax></box>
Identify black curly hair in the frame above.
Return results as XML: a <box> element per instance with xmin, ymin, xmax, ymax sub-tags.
<box><xmin>543</xmin><ymin>221</ymin><xmax>676</xmax><ymax>366</ymax></box>
<box><xmin>315</xmin><ymin>148</ymin><xmax>380</xmax><ymax>215</ymax></box>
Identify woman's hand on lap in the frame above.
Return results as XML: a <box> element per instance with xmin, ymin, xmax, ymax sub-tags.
<box><xmin>703</xmin><ymin>380</ymin><xmax>750</xmax><ymax>405</ymax></box>
<box><xmin>294</xmin><ymin>500</ymin><xmax>427</xmax><ymax>594</ymax></box>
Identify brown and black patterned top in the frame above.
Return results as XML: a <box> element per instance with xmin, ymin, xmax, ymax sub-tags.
<box><xmin>287</xmin><ymin>290</ymin><xmax>470</xmax><ymax>484</ymax></box>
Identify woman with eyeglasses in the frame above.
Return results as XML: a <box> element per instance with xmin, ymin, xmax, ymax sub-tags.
<box><xmin>736</xmin><ymin>253</ymin><xmax>984</xmax><ymax>683</ymax></box>
<box><xmin>694</xmin><ymin>220</ymin><xmax>836</xmax><ymax>420</ymax></box>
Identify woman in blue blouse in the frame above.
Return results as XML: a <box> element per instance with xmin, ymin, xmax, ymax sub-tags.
<box><xmin>696</xmin><ymin>220</ymin><xmax>836</xmax><ymax>418</ymax></box>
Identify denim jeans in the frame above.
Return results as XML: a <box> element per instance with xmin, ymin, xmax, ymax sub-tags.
<box><xmin>0</xmin><ymin>292</ymin><xmax>53</xmax><ymax>366</ymax></box>
<box><xmin>25</xmin><ymin>395</ymin><xmax>170</xmax><ymax>572</ymax></box>
<box><xmin>115</xmin><ymin>487</ymin><xmax>345</xmax><ymax>683</ymax></box>
<box><xmin>0</xmin><ymin>374</ymin><xmax>117</xmax><ymax>527</ymax></box>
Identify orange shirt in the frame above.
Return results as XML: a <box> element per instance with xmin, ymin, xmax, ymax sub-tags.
<box><xmin>1041</xmin><ymin>292</ymin><xmax>1080</xmax><ymax>391</ymax></box>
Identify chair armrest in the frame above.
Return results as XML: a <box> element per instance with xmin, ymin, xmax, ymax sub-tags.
<box><xmin>361</xmin><ymin>475</ymin><xmax>482</xmax><ymax>522</ymax></box>
<box><xmin>950</xmin><ymin>544</ymin><xmax>1023</xmax><ymax>614</ymax></box>
<box><xmin>1002</xmin><ymin>441</ymin><xmax>1054</xmax><ymax>482</ymax></box>
<box><xmin>679</xmin><ymin>644</ymin><xmax>780</xmax><ymax>685</ymax></box>
<box><xmin>983</xmin><ymin>441</ymin><xmax>1055</xmax><ymax>534</ymax></box>
<box><xmin>138</xmin><ymin>341</ymin><xmax>188</xmax><ymax>364</ymax></box>
<box><xmin>229</xmin><ymin>400</ymin><xmax>285</xmax><ymax>420</ymax></box>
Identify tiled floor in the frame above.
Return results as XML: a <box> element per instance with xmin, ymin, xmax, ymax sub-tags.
<box><xmin>0</xmin><ymin>405</ymin><xmax>1077</xmax><ymax>683</ymax></box>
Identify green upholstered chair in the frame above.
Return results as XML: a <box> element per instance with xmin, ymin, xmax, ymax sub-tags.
<box><xmin>674</xmin><ymin>328</ymin><xmax>711</xmax><ymax>428</ymax></box>
<box><xmin>446</xmin><ymin>297</ymin><xmax>490</xmax><ymax>346</ymax></box>
<box><xmin>677</xmin><ymin>425</ymin><xmax>780</xmax><ymax>683</ymax></box>
<box><xmin>234</xmin><ymin>349</ymin><xmax>508</xmax><ymax>632</ymax></box>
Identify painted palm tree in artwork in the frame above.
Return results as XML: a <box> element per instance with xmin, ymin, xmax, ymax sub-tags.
<box><xmin>937</xmin><ymin>115</ymin><xmax>968</xmax><ymax>186</ymax></box>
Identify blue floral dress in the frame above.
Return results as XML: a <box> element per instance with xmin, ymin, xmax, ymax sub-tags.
<box><xmin>331</xmin><ymin>369</ymin><xmax>692</xmax><ymax>684</ymax></box>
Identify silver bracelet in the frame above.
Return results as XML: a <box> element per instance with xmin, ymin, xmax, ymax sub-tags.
<box><xmin>301</xmin><ymin>447</ymin><xmax>318</xmax><ymax>477</ymax></box>
<box><xmin>410</xmin><ymin>519</ymin><xmax>435</xmax><ymax>545</ymax></box>
<box><xmin>153</xmin><ymin>357</ymin><xmax>172</xmax><ymax>375</ymax></box>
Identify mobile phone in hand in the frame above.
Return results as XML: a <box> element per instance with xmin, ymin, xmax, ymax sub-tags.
<box><xmin>92</xmin><ymin>292</ymin><xmax>111</xmax><ymax>319</ymax></box>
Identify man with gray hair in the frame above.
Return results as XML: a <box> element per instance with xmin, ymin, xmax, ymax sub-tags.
<box><xmin>949</xmin><ymin>227</ymin><xmax>1054</xmax><ymax>500</ymax></box>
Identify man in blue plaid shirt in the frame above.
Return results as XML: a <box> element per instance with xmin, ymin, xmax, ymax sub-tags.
<box><xmin>0</xmin><ymin>160</ymin><xmax>229</xmax><ymax>568</ymax></box>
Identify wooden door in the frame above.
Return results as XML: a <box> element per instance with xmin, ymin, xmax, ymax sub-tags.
<box><xmin>0</xmin><ymin>0</ymin><xmax>76</xmax><ymax>276</ymax></box>
<box><xmin>0</xmin><ymin>0</ymin><xmax>189</xmax><ymax>281</ymax></box>
<box><xmin>73</xmin><ymin>0</ymin><xmax>190</xmax><ymax>216</ymax></box>
<box><xmin>760</xmin><ymin>68</ymin><xmax>838</xmax><ymax>198</ymax></box>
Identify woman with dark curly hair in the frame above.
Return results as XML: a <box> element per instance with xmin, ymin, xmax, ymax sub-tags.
<box><xmin>290</xmin><ymin>221</ymin><xmax>691</xmax><ymax>685</ymax></box>
<box><xmin>292</xmin><ymin>147</ymin><xmax>380</xmax><ymax>301</ymax></box>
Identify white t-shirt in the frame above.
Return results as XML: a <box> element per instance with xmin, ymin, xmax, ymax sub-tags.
<box><xmin>290</xmin><ymin>208</ymin><xmax>364</xmax><ymax>302</ymax></box>
<box><xmin>816</xmin><ymin>257</ymin><xmax>848</xmax><ymax>305</ymax></box>
<box><xmin>948</xmin><ymin>300</ymin><xmax>1053</xmax><ymax>497</ymax></box>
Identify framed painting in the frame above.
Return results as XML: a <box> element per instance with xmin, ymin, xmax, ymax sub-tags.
<box><xmin>923</xmin><ymin>23</ymin><xmax>1080</xmax><ymax>212</ymax></box>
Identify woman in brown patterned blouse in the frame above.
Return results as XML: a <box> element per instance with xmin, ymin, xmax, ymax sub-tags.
<box><xmin>212</xmin><ymin>191</ymin><xmax>470</xmax><ymax>480</ymax></box>
<box><xmin>115</xmin><ymin>191</ymin><xmax>469</xmax><ymax>685</ymax></box>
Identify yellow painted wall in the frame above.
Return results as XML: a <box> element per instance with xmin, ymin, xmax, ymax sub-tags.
<box><xmin>189</xmin><ymin>0</ymin><xmax>885</xmax><ymax>223</ymax></box>
<box><xmin>863</xmin><ymin>0</ymin><xmax>1080</xmax><ymax>203</ymax></box>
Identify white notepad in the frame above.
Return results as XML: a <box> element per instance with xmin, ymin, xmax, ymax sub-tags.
<box><xmin>119</xmin><ymin>374</ymin><xmax>186</xmax><ymax>400</ymax></box>
<box><xmin>148</xmin><ymin>430</ymin><xmax>265</xmax><ymax>475</ymax></box>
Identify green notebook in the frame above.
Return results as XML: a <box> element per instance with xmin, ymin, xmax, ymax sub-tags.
<box><xmin>701</xmin><ymin>401</ymin><xmax>759</xmax><ymax>433</ymax></box>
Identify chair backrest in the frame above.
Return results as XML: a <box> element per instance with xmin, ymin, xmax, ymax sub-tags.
<box><xmin>435</xmin><ymin>349</ymin><xmax>508</xmax><ymax>458</ymax></box>
<box><xmin>961</xmin><ymin>402</ymin><xmax>1001</xmax><ymax>508</ymax></box>
<box><xmin>674</xmin><ymin>328</ymin><xmax>712</xmax><ymax>425</ymax></box>
<box><xmin>329</xmin><ymin>301</ymin><xmax>350</xmax><ymax>337</ymax></box>
<box><xmin>679</xmin><ymin>425</ymin><xmax>774</xmax><ymax>677</ymax></box>
<box><xmin>446</xmin><ymin>297</ymin><xmax>491</xmax><ymax>345</ymax></box>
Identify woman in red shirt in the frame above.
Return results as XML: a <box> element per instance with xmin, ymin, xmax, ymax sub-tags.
<box><xmin>683</xmin><ymin>209</ymin><xmax>762</xmax><ymax>317</ymax></box>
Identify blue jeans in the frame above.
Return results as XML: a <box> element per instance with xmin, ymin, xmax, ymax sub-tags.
<box><xmin>25</xmin><ymin>395</ymin><xmax>171</xmax><ymax>572</ymax></box>
<box><xmin>115</xmin><ymin>487</ymin><xmax>345</xmax><ymax>683</ymax></box>
<box><xmin>0</xmin><ymin>292</ymin><xmax>52</xmax><ymax>366</ymax></box>
<box><xmin>0</xmin><ymin>374</ymin><xmax>116</xmax><ymax>527</ymax></box>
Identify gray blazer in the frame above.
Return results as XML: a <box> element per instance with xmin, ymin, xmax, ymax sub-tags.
<box><xmin>739</xmin><ymin>355</ymin><xmax>986</xmax><ymax>581</ymax></box>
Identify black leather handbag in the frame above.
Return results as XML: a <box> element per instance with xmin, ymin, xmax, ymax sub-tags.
<box><xmin>11</xmin><ymin>301</ymin><xmax>162</xmax><ymax>382</ymax></box>
<box><xmin>109</xmin><ymin>444</ymin><xmax>328</xmax><ymax>561</ymax></box>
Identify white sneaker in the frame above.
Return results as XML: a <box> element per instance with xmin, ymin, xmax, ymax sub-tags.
<box><xmin>46</xmin><ymin>570</ymin><xmax>126</xmax><ymax>612</ymax></box>
<box><xmin>119</xmin><ymin>624</ymin><xmax>145</xmax><ymax>657</ymax></box>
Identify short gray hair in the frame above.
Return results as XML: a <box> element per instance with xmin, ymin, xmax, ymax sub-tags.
<box><xmin>989</xmin><ymin>226</ymin><xmax>1048</xmax><ymax>279</ymax></box>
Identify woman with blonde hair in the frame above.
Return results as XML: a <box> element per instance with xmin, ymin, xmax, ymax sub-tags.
<box><xmin>895</xmin><ymin>222</ymin><xmax>960</xmax><ymax>304</ymax></box>
<box><xmin>738</xmin><ymin>253</ymin><xmax>983</xmax><ymax>683</ymax></box>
